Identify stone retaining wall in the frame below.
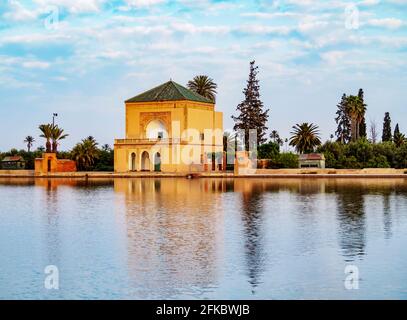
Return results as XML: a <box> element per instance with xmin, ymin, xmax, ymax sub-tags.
<box><xmin>0</xmin><ymin>168</ymin><xmax>406</xmax><ymax>178</ymax></box>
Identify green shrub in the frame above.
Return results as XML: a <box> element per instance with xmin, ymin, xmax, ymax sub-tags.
<box><xmin>274</xmin><ymin>152</ymin><xmax>299</xmax><ymax>169</ymax></box>
<box><xmin>258</xmin><ymin>142</ymin><xmax>280</xmax><ymax>159</ymax></box>
<box><xmin>395</xmin><ymin>144</ymin><xmax>407</xmax><ymax>169</ymax></box>
<box><xmin>366</xmin><ymin>155</ymin><xmax>390</xmax><ymax>168</ymax></box>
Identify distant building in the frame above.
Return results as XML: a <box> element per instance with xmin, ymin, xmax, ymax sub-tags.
<box><xmin>299</xmin><ymin>153</ymin><xmax>326</xmax><ymax>169</ymax></box>
<box><xmin>1</xmin><ymin>156</ymin><xmax>26</xmax><ymax>170</ymax></box>
<box><xmin>35</xmin><ymin>153</ymin><xmax>76</xmax><ymax>174</ymax></box>
<box><xmin>114</xmin><ymin>80</ymin><xmax>224</xmax><ymax>173</ymax></box>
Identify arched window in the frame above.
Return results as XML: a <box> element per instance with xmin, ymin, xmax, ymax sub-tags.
<box><xmin>146</xmin><ymin>120</ymin><xmax>168</xmax><ymax>139</ymax></box>
<box><xmin>141</xmin><ymin>151</ymin><xmax>150</xmax><ymax>171</ymax></box>
<box><xmin>130</xmin><ymin>152</ymin><xmax>136</xmax><ymax>171</ymax></box>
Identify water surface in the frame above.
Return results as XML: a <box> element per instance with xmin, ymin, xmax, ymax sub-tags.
<box><xmin>1</xmin><ymin>177</ymin><xmax>407</xmax><ymax>299</ymax></box>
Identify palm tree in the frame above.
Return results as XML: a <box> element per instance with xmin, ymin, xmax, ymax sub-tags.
<box><xmin>39</xmin><ymin>124</ymin><xmax>53</xmax><ymax>153</ymax></box>
<box><xmin>51</xmin><ymin>125</ymin><xmax>69</xmax><ymax>153</ymax></box>
<box><xmin>289</xmin><ymin>123</ymin><xmax>322</xmax><ymax>154</ymax></box>
<box><xmin>102</xmin><ymin>144</ymin><xmax>111</xmax><ymax>152</ymax></box>
<box><xmin>24</xmin><ymin>136</ymin><xmax>35</xmax><ymax>152</ymax></box>
<box><xmin>394</xmin><ymin>133</ymin><xmax>406</xmax><ymax>148</ymax></box>
<box><xmin>187</xmin><ymin>75</ymin><xmax>217</xmax><ymax>102</ymax></box>
<box><xmin>270</xmin><ymin>130</ymin><xmax>280</xmax><ymax>143</ymax></box>
<box><xmin>71</xmin><ymin>137</ymin><xmax>99</xmax><ymax>171</ymax></box>
<box><xmin>346</xmin><ymin>95</ymin><xmax>366</xmax><ymax>142</ymax></box>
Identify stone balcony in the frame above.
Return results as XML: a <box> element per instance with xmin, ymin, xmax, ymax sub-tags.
<box><xmin>114</xmin><ymin>138</ymin><xmax>184</xmax><ymax>145</ymax></box>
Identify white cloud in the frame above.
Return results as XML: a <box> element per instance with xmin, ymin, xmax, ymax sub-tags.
<box><xmin>241</xmin><ymin>12</ymin><xmax>300</xmax><ymax>19</ymax></box>
<box><xmin>124</xmin><ymin>0</ymin><xmax>166</xmax><ymax>8</ymax></box>
<box><xmin>171</xmin><ymin>22</ymin><xmax>230</xmax><ymax>34</ymax></box>
<box><xmin>358</xmin><ymin>0</ymin><xmax>380</xmax><ymax>6</ymax></box>
<box><xmin>3</xmin><ymin>0</ymin><xmax>38</xmax><ymax>21</ymax></box>
<box><xmin>22</xmin><ymin>60</ymin><xmax>50</xmax><ymax>69</ymax></box>
<box><xmin>0</xmin><ymin>32</ymin><xmax>71</xmax><ymax>45</ymax></box>
<box><xmin>320</xmin><ymin>51</ymin><xmax>347</xmax><ymax>65</ymax></box>
<box><xmin>33</xmin><ymin>0</ymin><xmax>105</xmax><ymax>13</ymax></box>
<box><xmin>0</xmin><ymin>55</ymin><xmax>50</xmax><ymax>70</ymax></box>
<box><xmin>367</xmin><ymin>18</ymin><xmax>404</xmax><ymax>29</ymax></box>
<box><xmin>237</xmin><ymin>24</ymin><xmax>293</xmax><ymax>35</ymax></box>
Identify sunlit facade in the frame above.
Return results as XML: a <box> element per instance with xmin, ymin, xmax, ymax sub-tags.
<box><xmin>114</xmin><ymin>80</ymin><xmax>223</xmax><ymax>173</ymax></box>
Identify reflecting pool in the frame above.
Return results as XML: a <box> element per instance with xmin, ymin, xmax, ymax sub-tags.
<box><xmin>1</xmin><ymin>178</ymin><xmax>407</xmax><ymax>299</ymax></box>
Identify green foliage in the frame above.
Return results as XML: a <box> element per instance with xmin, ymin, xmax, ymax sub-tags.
<box><xmin>335</xmin><ymin>94</ymin><xmax>351</xmax><ymax>143</ymax></box>
<box><xmin>94</xmin><ymin>147</ymin><xmax>114</xmax><ymax>171</ymax></box>
<box><xmin>273</xmin><ymin>153</ymin><xmax>299</xmax><ymax>168</ymax></box>
<box><xmin>289</xmin><ymin>123</ymin><xmax>321</xmax><ymax>154</ymax></box>
<box><xmin>38</xmin><ymin>124</ymin><xmax>53</xmax><ymax>152</ymax></box>
<box><xmin>0</xmin><ymin>149</ymin><xmax>43</xmax><ymax>170</ymax></box>
<box><xmin>51</xmin><ymin>126</ymin><xmax>69</xmax><ymax>152</ymax></box>
<box><xmin>71</xmin><ymin>137</ymin><xmax>100</xmax><ymax>171</ymax></box>
<box><xmin>395</xmin><ymin>144</ymin><xmax>407</xmax><ymax>169</ymax></box>
<box><xmin>382</xmin><ymin>112</ymin><xmax>392</xmax><ymax>142</ymax></box>
<box><xmin>258</xmin><ymin>142</ymin><xmax>280</xmax><ymax>159</ymax></box>
<box><xmin>394</xmin><ymin>123</ymin><xmax>400</xmax><ymax>137</ymax></box>
<box><xmin>232</xmin><ymin>60</ymin><xmax>270</xmax><ymax>149</ymax></box>
<box><xmin>23</xmin><ymin>136</ymin><xmax>35</xmax><ymax>152</ymax></box>
<box><xmin>346</xmin><ymin>95</ymin><xmax>366</xmax><ymax>142</ymax></box>
<box><xmin>358</xmin><ymin>89</ymin><xmax>367</xmax><ymax>139</ymax></box>
<box><xmin>317</xmin><ymin>139</ymin><xmax>406</xmax><ymax>169</ymax></box>
<box><xmin>394</xmin><ymin>132</ymin><xmax>406</xmax><ymax>148</ymax></box>
<box><xmin>367</xmin><ymin>155</ymin><xmax>390</xmax><ymax>168</ymax></box>
<box><xmin>346</xmin><ymin>138</ymin><xmax>373</xmax><ymax>166</ymax></box>
<box><xmin>187</xmin><ymin>75</ymin><xmax>217</xmax><ymax>102</ymax></box>
<box><xmin>335</xmin><ymin>89</ymin><xmax>367</xmax><ymax>143</ymax></box>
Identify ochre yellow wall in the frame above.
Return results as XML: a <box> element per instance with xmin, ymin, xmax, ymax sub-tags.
<box><xmin>115</xmin><ymin>99</ymin><xmax>223</xmax><ymax>173</ymax></box>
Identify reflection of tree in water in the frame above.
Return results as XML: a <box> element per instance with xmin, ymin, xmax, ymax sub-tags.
<box><xmin>44</xmin><ymin>180</ymin><xmax>61</xmax><ymax>266</ymax></box>
<box><xmin>239</xmin><ymin>184</ymin><xmax>266</xmax><ymax>292</ymax></box>
<box><xmin>336</xmin><ymin>188</ymin><xmax>366</xmax><ymax>262</ymax></box>
<box><xmin>382</xmin><ymin>191</ymin><xmax>392</xmax><ymax>240</ymax></box>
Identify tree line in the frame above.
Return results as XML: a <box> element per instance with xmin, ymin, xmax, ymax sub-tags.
<box><xmin>0</xmin><ymin>125</ymin><xmax>113</xmax><ymax>171</ymax></box>
<box><xmin>1</xmin><ymin>63</ymin><xmax>405</xmax><ymax>170</ymax></box>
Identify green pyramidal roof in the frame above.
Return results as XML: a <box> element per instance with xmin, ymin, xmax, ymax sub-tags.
<box><xmin>125</xmin><ymin>80</ymin><xmax>213</xmax><ymax>104</ymax></box>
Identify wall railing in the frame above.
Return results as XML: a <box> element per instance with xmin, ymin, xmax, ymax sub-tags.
<box><xmin>114</xmin><ymin>138</ymin><xmax>183</xmax><ymax>145</ymax></box>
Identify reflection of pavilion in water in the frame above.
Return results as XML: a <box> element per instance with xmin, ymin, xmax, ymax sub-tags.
<box><xmin>114</xmin><ymin>178</ymin><xmax>226</xmax><ymax>298</ymax></box>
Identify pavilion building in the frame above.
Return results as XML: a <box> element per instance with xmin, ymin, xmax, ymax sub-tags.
<box><xmin>114</xmin><ymin>80</ymin><xmax>224</xmax><ymax>173</ymax></box>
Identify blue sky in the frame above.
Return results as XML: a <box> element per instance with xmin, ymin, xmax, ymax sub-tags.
<box><xmin>0</xmin><ymin>0</ymin><xmax>406</xmax><ymax>151</ymax></box>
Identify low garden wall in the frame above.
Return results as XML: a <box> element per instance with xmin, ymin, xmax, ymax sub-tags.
<box><xmin>255</xmin><ymin>168</ymin><xmax>407</xmax><ymax>175</ymax></box>
<box><xmin>0</xmin><ymin>170</ymin><xmax>35</xmax><ymax>176</ymax></box>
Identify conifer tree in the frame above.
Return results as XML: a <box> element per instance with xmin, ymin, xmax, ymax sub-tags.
<box><xmin>232</xmin><ymin>61</ymin><xmax>270</xmax><ymax>150</ymax></box>
<box><xmin>335</xmin><ymin>94</ymin><xmax>351</xmax><ymax>143</ymax></box>
<box><xmin>394</xmin><ymin>123</ymin><xmax>400</xmax><ymax>138</ymax></box>
<box><xmin>358</xmin><ymin>89</ymin><xmax>367</xmax><ymax>138</ymax></box>
<box><xmin>382</xmin><ymin>112</ymin><xmax>392</xmax><ymax>142</ymax></box>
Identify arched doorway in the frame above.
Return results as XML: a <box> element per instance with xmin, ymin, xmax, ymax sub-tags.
<box><xmin>130</xmin><ymin>152</ymin><xmax>136</xmax><ymax>171</ymax></box>
<box><xmin>154</xmin><ymin>153</ymin><xmax>161</xmax><ymax>172</ymax></box>
<box><xmin>141</xmin><ymin>151</ymin><xmax>150</xmax><ymax>171</ymax></box>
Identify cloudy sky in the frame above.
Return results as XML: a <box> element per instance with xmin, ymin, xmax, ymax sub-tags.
<box><xmin>0</xmin><ymin>0</ymin><xmax>406</xmax><ymax>151</ymax></box>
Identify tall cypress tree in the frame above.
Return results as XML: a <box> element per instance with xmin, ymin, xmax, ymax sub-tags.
<box><xmin>335</xmin><ymin>94</ymin><xmax>351</xmax><ymax>144</ymax></box>
<box><xmin>358</xmin><ymin>89</ymin><xmax>367</xmax><ymax>138</ymax></box>
<box><xmin>232</xmin><ymin>60</ymin><xmax>270</xmax><ymax>150</ymax></box>
<box><xmin>382</xmin><ymin>112</ymin><xmax>392</xmax><ymax>142</ymax></box>
<box><xmin>394</xmin><ymin>123</ymin><xmax>400</xmax><ymax>138</ymax></box>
